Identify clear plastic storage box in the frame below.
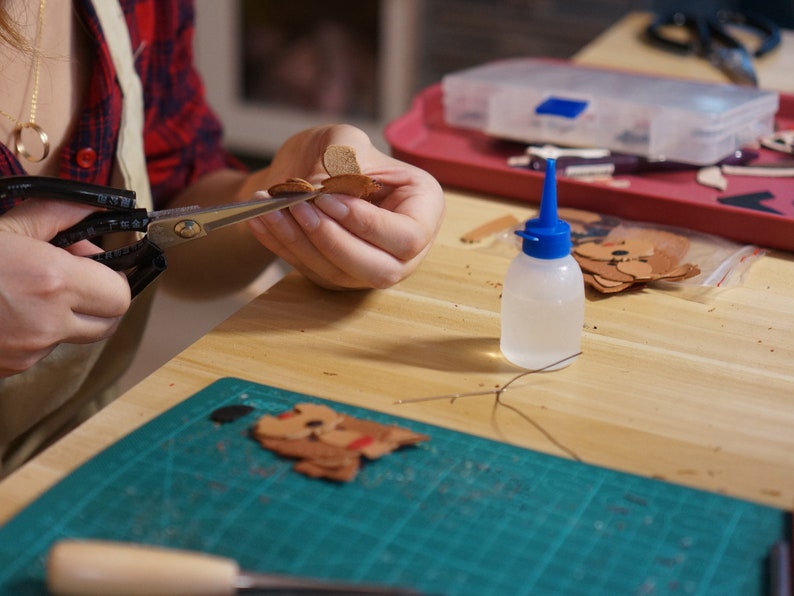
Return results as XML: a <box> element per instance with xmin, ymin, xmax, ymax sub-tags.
<box><xmin>442</xmin><ymin>59</ymin><xmax>779</xmax><ymax>165</ymax></box>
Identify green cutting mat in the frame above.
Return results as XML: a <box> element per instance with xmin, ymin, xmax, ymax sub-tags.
<box><xmin>0</xmin><ymin>378</ymin><xmax>787</xmax><ymax>595</ymax></box>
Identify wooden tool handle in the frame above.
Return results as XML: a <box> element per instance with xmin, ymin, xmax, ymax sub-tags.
<box><xmin>47</xmin><ymin>540</ymin><xmax>239</xmax><ymax>596</ymax></box>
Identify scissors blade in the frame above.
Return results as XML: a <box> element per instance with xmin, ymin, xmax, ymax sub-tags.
<box><xmin>709</xmin><ymin>46</ymin><xmax>758</xmax><ymax>86</ymax></box>
<box><xmin>146</xmin><ymin>191</ymin><xmax>321</xmax><ymax>249</ymax></box>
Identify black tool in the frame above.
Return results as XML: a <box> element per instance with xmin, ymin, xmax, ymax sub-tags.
<box><xmin>47</xmin><ymin>539</ymin><xmax>426</xmax><ymax>595</ymax></box>
<box><xmin>645</xmin><ymin>10</ymin><xmax>781</xmax><ymax>86</ymax></box>
<box><xmin>0</xmin><ymin>176</ymin><xmax>321</xmax><ymax>298</ymax></box>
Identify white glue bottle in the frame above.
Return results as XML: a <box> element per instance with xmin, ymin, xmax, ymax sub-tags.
<box><xmin>500</xmin><ymin>158</ymin><xmax>584</xmax><ymax>370</ymax></box>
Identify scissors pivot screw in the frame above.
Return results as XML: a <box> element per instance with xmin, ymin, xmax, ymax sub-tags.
<box><xmin>174</xmin><ymin>220</ymin><xmax>202</xmax><ymax>239</ymax></box>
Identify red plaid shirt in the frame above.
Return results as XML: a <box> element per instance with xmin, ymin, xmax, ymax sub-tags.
<box><xmin>0</xmin><ymin>0</ymin><xmax>242</xmax><ymax>213</ymax></box>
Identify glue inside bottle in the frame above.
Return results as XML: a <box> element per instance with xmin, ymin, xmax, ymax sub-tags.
<box><xmin>500</xmin><ymin>158</ymin><xmax>584</xmax><ymax>370</ymax></box>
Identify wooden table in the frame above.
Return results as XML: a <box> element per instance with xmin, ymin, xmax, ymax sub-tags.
<box><xmin>1</xmin><ymin>13</ymin><xmax>793</xmax><ymax>525</ymax></box>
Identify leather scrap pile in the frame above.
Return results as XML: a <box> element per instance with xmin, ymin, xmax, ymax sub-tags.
<box><xmin>572</xmin><ymin>226</ymin><xmax>701</xmax><ymax>293</ymax></box>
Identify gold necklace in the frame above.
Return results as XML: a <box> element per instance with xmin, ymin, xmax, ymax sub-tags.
<box><xmin>0</xmin><ymin>0</ymin><xmax>49</xmax><ymax>163</ymax></box>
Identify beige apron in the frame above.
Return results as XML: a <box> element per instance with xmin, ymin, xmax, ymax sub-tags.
<box><xmin>0</xmin><ymin>0</ymin><xmax>155</xmax><ymax>474</ymax></box>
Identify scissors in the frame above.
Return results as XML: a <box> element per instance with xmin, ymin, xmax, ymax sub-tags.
<box><xmin>0</xmin><ymin>175</ymin><xmax>322</xmax><ymax>298</ymax></box>
<box><xmin>645</xmin><ymin>10</ymin><xmax>780</xmax><ymax>86</ymax></box>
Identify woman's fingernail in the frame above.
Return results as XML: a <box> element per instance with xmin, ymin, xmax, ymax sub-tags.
<box><xmin>253</xmin><ymin>209</ymin><xmax>299</xmax><ymax>242</ymax></box>
<box><xmin>253</xmin><ymin>209</ymin><xmax>288</xmax><ymax>235</ymax></box>
<box><xmin>248</xmin><ymin>215</ymin><xmax>267</xmax><ymax>235</ymax></box>
<box><xmin>290</xmin><ymin>202</ymin><xmax>321</xmax><ymax>230</ymax></box>
<box><xmin>260</xmin><ymin>208</ymin><xmax>285</xmax><ymax>228</ymax></box>
<box><xmin>315</xmin><ymin>194</ymin><xmax>349</xmax><ymax>220</ymax></box>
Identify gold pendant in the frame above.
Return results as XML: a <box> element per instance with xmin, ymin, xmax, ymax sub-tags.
<box><xmin>13</xmin><ymin>122</ymin><xmax>50</xmax><ymax>163</ymax></box>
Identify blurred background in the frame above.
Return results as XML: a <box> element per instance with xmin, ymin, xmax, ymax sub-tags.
<box><xmin>119</xmin><ymin>0</ymin><xmax>792</xmax><ymax>390</ymax></box>
<box><xmin>193</xmin><ymin>0</ymin><xmax>793</xmax><ymax>163</ymax></box>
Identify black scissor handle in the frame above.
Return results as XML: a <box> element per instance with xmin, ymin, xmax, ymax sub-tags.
<box><xmin>50</xmin><ymin>208</ymin><xmax>153</xmax><ymax>247</ymax></box>
<box><xmin>88</xmin><ymin>237</ymin><xmax>168</xmax><ymax>299</ymax></box>
<box><xmin>646</xmin><ymin>12</ymin><xmax>706</xmax><ymax>54</ymax></box>
<box><xmin>647</xmin><ymin>10</ymin><xmax>781</xmax><ymax>58</ymax></box>
<box><xmin>646</xmin><ymin>11</ymin><xmax>739</xmax><ymax>55</ymax></box>
<box><xmin>0</xmin><ymin>175</ymin><xmax>165</xmax><ymax>298</ymax></box>
<box><xmin>715</xmin><ymin>10</ymin><xmax>781</xmax><ymax>57</ymax></box>
<box><xmin>0</xmin><ymin>175</ymin><xmax>138</xmax><ymax>210</ymax></box>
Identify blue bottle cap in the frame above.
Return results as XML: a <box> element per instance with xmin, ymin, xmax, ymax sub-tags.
<box><xmin>516</xmin><ymin>158</ymin><xmax>572</xmax><ymax>259</ymax></box>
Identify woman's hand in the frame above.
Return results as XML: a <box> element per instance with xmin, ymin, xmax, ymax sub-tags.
<box><xmin>244</xmin><ymin>125</ymin><xmax>445</xmax><ymax>290</ymax></box>
<box><xmin>0</xmin><ymin>200</ymin><xmax>131</xmax><ymax>377</ymax></box>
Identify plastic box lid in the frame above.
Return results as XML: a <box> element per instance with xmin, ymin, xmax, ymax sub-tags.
<box><xmin>442</xmin><ymin>59</ymin><xmax>779</xmax><ymax>165</ymax></box>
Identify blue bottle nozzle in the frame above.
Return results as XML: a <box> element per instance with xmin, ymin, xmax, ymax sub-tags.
<box><xmin>539</xmin><ymin>158</ymin><xmax>559</xmax><ymax>228</ymax></box>
<box><xmin>515</xmin><ymin>158</ymin><xmax>572</xmax><ymax>260</ymax></box>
